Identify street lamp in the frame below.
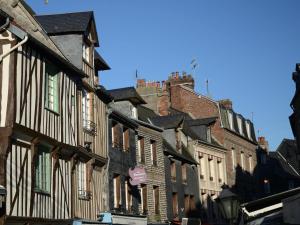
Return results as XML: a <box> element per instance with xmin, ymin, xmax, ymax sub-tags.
<box><xmin>216</xmin><ymin>185</ymin><xmax>239</xmax><ymax>225</ymax></box>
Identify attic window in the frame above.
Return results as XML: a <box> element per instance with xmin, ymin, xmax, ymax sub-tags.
<box><xmin>245</xmin><ymin>121</ymin><xmax>252</xmax><ymax>140</ymax></box>
<box><xmin>237</xmin><ymin>116</ymin><xmax>243</xmax><ymax>136</ymax></box>
<box><xmin>227</xmin><ymin>111</ymin><xmax>234</xmax><ymax>130</ymax></box>
<box><xmin>207</xmin><ymin>127</ymin><xmax>211</xmax><ymax>143</ymax></box>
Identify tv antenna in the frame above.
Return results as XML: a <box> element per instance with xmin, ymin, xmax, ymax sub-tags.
<box><xmin>191</xmin><ymin>58</ymin><xmax>198</xmax><ymax>75</ymax></box>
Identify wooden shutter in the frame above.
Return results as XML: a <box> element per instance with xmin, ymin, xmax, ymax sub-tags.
<box><xmin>142</xmin><ymin>184</ymin><xmax>147</xmax><ymax>212</ymax></box>
<box><xmin>114</xmin><ymin>175</ymin><xmax>121</xmax><ymax>208</ymax></box>
<box><xmin>151</xmin><ymin>140</ymin><xmax>157</xmax><ymax>165</ymax></box>
<box><xmin>184</xmin><ymin>195</ymin><xmax>190</xmax><ymax>215</ymax></box>
<box><xmin>171</xmin><ymin>162</ymin><xmax>176</xmax><ymax>181</ymax></box>
<box><xmin>139</xmin><ymin>137</ymin><xmax>145</xmax><ymax>163</ymax></box>
<box><xmin>123</xmin><ymin>128</ymin><xmax>129</xmax><ymax>151</ymax></box>
<box><xmin>189</xmin><ymin>195</ymin><xmax>195</xmax><ymax>210</ymax></box>
<box><xmin>154</xmin><ymin>186</ymin><xmax>159</xmax><ymax>214</ymax></box>
<box><xmin>182</xmin><ymin>163</ymin><xmax>187</xmax><ymax>183</ymax></box>
<box><xmin>172</xmin><ymin>192</ymin><xmax>178</xmax><ymax>216</ymax></box>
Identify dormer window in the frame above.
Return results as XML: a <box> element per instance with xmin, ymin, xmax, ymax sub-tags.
<box><xmin>237</xmin><ymin>116</ymin><xmax>243</xmax><ymax>136</ymax></box>
<box><xmin>207</xmin><ymin>127</ymin><xmax>211</xmax><ymax>143</ymax></box>
<box><xmin>245</xmin><ymin>121</ymin><xmax>251</xmax><ymax>140</ymax></box>
<box><xmin>227</xmin><ymin>110</ymin><xmax>233</xmax><ymax>130</ymax></box>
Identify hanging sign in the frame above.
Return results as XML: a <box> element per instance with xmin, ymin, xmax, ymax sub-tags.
<box><xmin>129</xmin><ymin>167</ymin><xmax>147</xmax><ymax>186</ymax></box>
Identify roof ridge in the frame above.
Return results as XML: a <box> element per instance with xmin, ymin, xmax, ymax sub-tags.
<box><xmin>35</xmin><ymin>11</ymin><xmax>93</xmax><ymax>17</ymax></box>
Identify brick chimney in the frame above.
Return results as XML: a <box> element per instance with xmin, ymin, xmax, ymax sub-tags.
<box><xmin>167</xmin><ymin>71</ymin><xmax>195</xmax><ymax>90</ymax></box>
<box><xmin>218</xmin><ymin>99</ymin><xmax>233</xmax><ymax>110</ymax></box>
<box><xmin>258</xmin><ymin>136</ymin><xmax>269</xmax><ymax>153</ymax></box>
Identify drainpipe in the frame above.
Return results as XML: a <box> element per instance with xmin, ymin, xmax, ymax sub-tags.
<box><xmin>0</xmin><ymin>18</ymin><xmax>10</xmax><ymax>33</ymax></box>
<box><xmin>0</xmin><ymin>21</ymin><xmax>28</xmax><ymax>63</ymax></box>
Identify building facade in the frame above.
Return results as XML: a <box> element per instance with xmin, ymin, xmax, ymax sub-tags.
<box><xmin>0</xmin><ymin>2</ymin><xmax>110</xmax><ymax>225</ymax></box>
<box><xmin>107</xmin><ymin>87</ymin><xmax>168</xmax><ymax>224</ymax></box>
<box><xmin>136</xmin><ymin>73</ymin><xmax>258</xmax><ymax>203</ymax></box>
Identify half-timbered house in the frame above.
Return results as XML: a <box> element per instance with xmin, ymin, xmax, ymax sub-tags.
<box><xmin>0</xmin><ymin>1</ymin><xmax>111</xmax><ymax>225</ymax></box>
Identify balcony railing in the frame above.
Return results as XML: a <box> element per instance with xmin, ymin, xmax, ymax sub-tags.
<box><xmin>83</xmin><ymin>120</ymin><xmax>97</xmax><ymax>135</ymax></box>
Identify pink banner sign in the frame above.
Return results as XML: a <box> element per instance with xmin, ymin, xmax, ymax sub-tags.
<box><xmin>129</xmin><ymin>167</ymin><xmax>147</xmax><ymax>186</ymax></box>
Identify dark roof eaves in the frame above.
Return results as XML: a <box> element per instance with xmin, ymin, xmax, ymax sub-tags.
<box><xmin>109</xmin><ymin>110</ymin><xmax>139</xmax><ymax>129</ymax></box>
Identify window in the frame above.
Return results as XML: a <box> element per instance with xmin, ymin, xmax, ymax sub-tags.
<box><xmin>123</xmin><ymin>127</ymin><xmax>130</xmax><ymax>151</ymax></box>
<box><xmin>82</xmin><ymin>43</ymin><xmax>90</xmax><ymax>63</ymax></box>
<box><xmin>150</xmin><ymin>140</ymin><xmax>157</xmax><ymax>166</ymax></box>
<box><xmin>240</xmin><ymin>151</ymin><xmax>245</xmax><ymax>170</ymax></box>
<box><xmin>246</xmin><ymin>121</ymin><xmax>252</xmax><ymax>140</ymax></box>
<box><xmin>171</xmin><ymin>161</ymin><xmax>176</xmax><ymax>182</ymax></box>
<box><xmin>249</xmin><ymin>155</ymin><xmax>253</xmax><ymax>172</ymax></box>
<box><xmin>231</xmin><ymin>147</ymin><xmax>236</xmax><ymax>171</ymax></box>
<box><xmin>264</xmin><ymin>179</ymin><xmax>270</xmax><ymax>194</ymax></box>
<box><xmin>125</xmin><ymin>180</ymin><xmax>132</xmax><ymax>212</ymax></box>
<box><xmin>227</xmin><ymin>111</ymin><xmax>233</xmax><ymax>130</ymax></box>
<box><xmin>207</xmin><ymin>127</ymin><xmax>211</xmax><ymax>143</ymax></box>
<box><xmin>45</xmin><ymin>63</ymin><xmax>59</xmax><ymax>113</ymax></box>
<box><xmin>199</xmin><ymin>154</ymin><xmax>205</xmax><ymax>180</ymax></box>
<box><xmin>82</xmin><ymin>90</ymin><xmax>91</xmax><ymax>129</ymax></box>
<box><xmin>141</xmin><ymin>184</ymin><xmax>147</xmax><ymax>214</ymax></box>
<box><xmin>208</xmin><ymin>156</ymin><xmax>214</xmax><ymax>181</ymax></box>
<box><xmin>237</xmin><ymin>116</ymin><xmax>244</xmax><ymax>136</ymax></box>
<box><xmin>131</xmin><ymin>105</ymin><xmax>137</xmax><ymax>118</ymax></box>
<box><xmin>113</xmin><ymin>174</ymin><xmax>121</xmax><ymax>208</ymax></box>
<box><xmin>153</xmin><ymin>186</ymin><xmax>160</xmax><ymax>215</ymax></box>
<box><xmin>172</xmin><ymin>192</ymin><xmax>178</xmax><ymax>217</ymax></box>
<box><xmin>78</xmin><ymin>162</ymin><xmax>90</xmax><ymax>199</ymax></box>
<box><xmin>184</xmin><ymin>195</ymin><xmax>190</xmax><ymax>215</ymax></box>
<box><xmin>217</xmin><ymin>159</ymin><xmax>223</xmax><ymax>183</ymax></box>
<box><xmin>182</xmin><ymin>163</ymin><xmax>187</xmax><ymax>184</ymax></box>
<box><xmin>35</xmin><ymin>145</ymin><xmax>51</xmax><ymax>193</ymax></box>
<box><xmin>112</xmin><ymin>122</ymin><xmax>119</xmax><ymax>148</ymax></box>
<box><xmin>138</xmin><ymin>136</ymin><xmax>145</xmax><ymax>163</ymax></box>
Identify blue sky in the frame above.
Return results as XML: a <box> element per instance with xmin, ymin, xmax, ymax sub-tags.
<box><xmin>27</xmin><ymin>0</ymin><xmax>300</xmax><ymax>150</ymax></box>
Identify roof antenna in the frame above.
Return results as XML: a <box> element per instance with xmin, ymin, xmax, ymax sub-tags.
<box><xmin>251</xmin><ymin>112</ymin><xmax>254</xmax><ymax>123</ymax></box>
<box><xmin>44</xmin><ymin>0</ymin><xmax>48</xmax><ymax>4</ymax></box>
<box><xmin>206</xmin><ymin>79</ymin><xmax>211</xmax><ymax>98</ymax></box>
<box><xmin>191</xmin><ymin>58</ymin><xmax>198</xmax><ymax>74</ymax></box>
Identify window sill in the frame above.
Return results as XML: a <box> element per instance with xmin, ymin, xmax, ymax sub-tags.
<box><xmin>45</xmin><ymin>107</ymin><xmax>60</xmax><ymax>116</ymax></box>
<box><xmin>34</xmin><ymin>188</ymin><xmax>51</xmax><ymax>196</ymax></box>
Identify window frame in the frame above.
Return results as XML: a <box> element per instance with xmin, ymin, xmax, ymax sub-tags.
<box><xmin>150</xmin><ymin>140</ymin><xmax>157</xmax><ymax>166</ymax></box>
<box><xmin>35</xmin><ymin>145</ymin><xmax>51</xmax><ymax>194</ymax></box>
<box><xmin>45</xmin><ymin>62</ymin><xmax>60</xmax><ymax>114</ymax></box>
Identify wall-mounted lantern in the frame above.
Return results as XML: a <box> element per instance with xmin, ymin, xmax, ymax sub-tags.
<box><xmin>0</xmin><ymin>185</ymin><xmax>6</xmax><ymax>208</ymax></box>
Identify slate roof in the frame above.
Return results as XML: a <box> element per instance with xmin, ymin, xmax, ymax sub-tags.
<box><xmin>184</xmin><ymin>117</ymin><xmax>217</xmax><ymax>127</ymax></box>
<box><xmin>219</xmin><ymin>106</ymin><xmax>257</xmax><ymax>144</ymax></box>
<box><xmin>94</xmin><ymin>50</ymin><xmax>110</xmax><ymax>71</ymax></box>
<box><xmin>150</xmin><ymin>114</ymin><xmax>184</xmax><ymax>129</ymax></box>
<box><xmin>163</xmin><ymin>139</ymin><xmax>198</xmax><ymax>165</ymax></box>
<box><xmin>269</xmin><ymin>152</ymin><xmax>300</xmax><ymax>179</ymax></box>
<box><xmin>276</xmin><ymin>139</ymin><xmax>300</xmax><ymax>173</ymax></box>
<box><xmin>107</xmin><ymin>87</ymin><xmax>146</xmax><ymax>105</ymax></box>
<box><xmin>137</xmin><ymin>105</ymin><xmax>158</xmax><ymax>123</ymax></box>
<box><xmin>95</xmin><ymin>85</ymin><xmax>114</xmax><ymax>104</ymax></box>
<box><xmin>35</xmin><ymin>11</ymin><xmax>99</xmax><ymax>46</ymax></box>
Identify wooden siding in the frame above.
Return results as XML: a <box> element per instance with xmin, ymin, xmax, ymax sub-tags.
<box><xmin>74</xmin><ymin>167</ymin><xmax>105</xmax><ymax>220</ymax></box>
<box><xmin>6</xmin><ymin>142</ymin><xmax>72</xmax><ymax>219</ymax></box>
<box><xmin>82</xmin><ymin>61</ymin><xmax>95</xmax><ymax>87</ymax></box>
<box><xmin>15</xmin><ymin>44</ymin><xmax>78</xmax><ymax>146</ymax></box>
